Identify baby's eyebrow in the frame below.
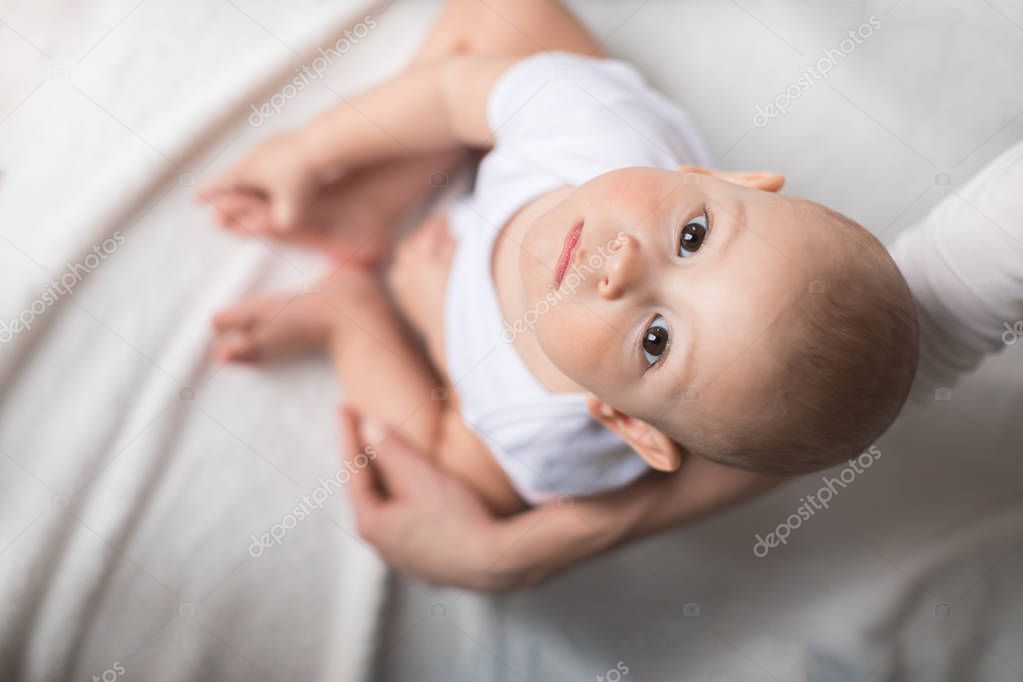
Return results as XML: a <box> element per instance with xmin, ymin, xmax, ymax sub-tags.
<box><xmin>707</xmin><ymin>198</ymin><xmax>745</xmax><ymax>261</ymax></box>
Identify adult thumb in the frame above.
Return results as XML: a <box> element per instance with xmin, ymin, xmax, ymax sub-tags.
<box><xmin>339</xmin><ymin>406</ymin><xmax>382</xmax><ymax>510</ymax></box>
<box><xmin>358</xmin><ymin>417</ymin><xmax>423</xmax><ymax>497</ymax></box>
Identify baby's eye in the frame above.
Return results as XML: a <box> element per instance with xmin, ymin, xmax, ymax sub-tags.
<box><xmin>642</xmin><ymin>315</ymin><xmax>670</xmax><ymax>366</ymax></box>
<box><xmin>678</xmin><ymin>213</ymin><xmax>708</xmax><ymax>258</ymax></box>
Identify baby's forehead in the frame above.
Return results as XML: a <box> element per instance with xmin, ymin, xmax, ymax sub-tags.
<box><xmin>745</xmin><ymin>193</ymin><xmax>865</xmax><ymax>254</ymax></box>
<box><xmin>781</xmin><ymin>195</ymin><xmax>860</xmax><ymax>230</ymax></box>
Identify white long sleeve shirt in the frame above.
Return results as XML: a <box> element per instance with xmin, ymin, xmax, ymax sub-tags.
<box><xmin>890</xmin><ymin>140</ymin><xmax>1023</xmax><ymax>407</ymax></box>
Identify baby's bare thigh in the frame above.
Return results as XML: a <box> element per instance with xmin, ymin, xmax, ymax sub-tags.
<box><xmin>424</xmin><ymin>0</ymin><xmax>604</xmax><ymax>60</ymax></box>
<box><xmin>388</xmin><ymin>213</ymin><xmax>527</xmax><ymax>513</ymax></box>
<box><xmin>388</xmin><ymin>213</ymin><xmax>454</xmax><ymax>379</ymax></box>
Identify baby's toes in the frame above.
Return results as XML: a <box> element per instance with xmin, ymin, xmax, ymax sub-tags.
<box><xmin>212</xmin><ymin>302</ymin><xmax>260</xmax><ymax>333</ymax></box>
<box><xmin>211</xmin><ymin>295</ymin><xmax>325</xmax><ymax>363</ymax></box>
<box><xmin>214</xmin><ymin>195</ymin><xmax>273</xmax><ymax>235</ymax></box>
<box><xmin>229</xmin><ymin>207</ymin><xmax>275</xmax><ymax>236</ymax></box>
<box><xmin>213</xmin><ymin>329</ymin><xmax>262</xmax><ymax>363</ymax></box>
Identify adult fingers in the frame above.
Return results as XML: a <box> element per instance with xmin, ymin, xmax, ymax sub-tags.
<box><xmin>356</xmin><ymin>416</ymin><xmax>430</xmax><ymax>499</ymax></box>
<box><xmin>338</xmin><ymin>405</ymin><xmax>384</xmax><ymax>532</ymax></box>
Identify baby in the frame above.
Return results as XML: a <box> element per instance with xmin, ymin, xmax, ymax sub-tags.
<box><xmin>201</xmin><ymin>0</ymin><xmax>918</xmax><ymax>514</ymax></box>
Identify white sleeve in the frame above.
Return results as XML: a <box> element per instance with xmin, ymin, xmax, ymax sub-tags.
<box><xmin>890</xmin><ymin>140</ymin><xmax>1023</xmax><ymax>406</ymax></box>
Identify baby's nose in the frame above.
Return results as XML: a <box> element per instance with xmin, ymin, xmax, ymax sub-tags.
<box><xmin>597</xmin><ymin>234</ymin><xmax>641</xmax><ymax>300</ymax></box>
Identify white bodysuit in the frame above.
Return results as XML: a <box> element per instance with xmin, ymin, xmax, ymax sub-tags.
<box><xmin>443</xmin><ymin>52</ymin><xmax>710</xmax><ymax>504</ymax></box>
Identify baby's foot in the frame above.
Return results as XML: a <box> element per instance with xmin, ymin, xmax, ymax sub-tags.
<box><xmin>211</xmin><ymin>269</ymin><xmax>382</xmax><ymax>363</ymax></box>
<box><xmin>208</xmin><ymin>184</ymin><xmax>392</xmax><ymax>263</ymax></box>
<box><xmin>207</xmin><ymin>158</ymin><xmax>444</xmax><ymax>265</ymax></box>
<box><xmin>211</xmin><ymin>293</ymin><xmax>334</xmax><ymax>363</ymax></box>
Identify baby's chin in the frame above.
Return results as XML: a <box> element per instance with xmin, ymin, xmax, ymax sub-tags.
<box><xmin>520</xmin><ymin>234</ymin><xmax>563</xmax><ymax>298</ymax></box>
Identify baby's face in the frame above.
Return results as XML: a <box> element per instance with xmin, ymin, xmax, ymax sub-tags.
<box><xmin>518</xmin><ymin>167</ymin><xmax>850</xmax><ymax>451</ymax></box>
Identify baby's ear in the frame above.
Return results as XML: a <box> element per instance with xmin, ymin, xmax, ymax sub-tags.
<box><xmin>587</xmin><ymin>395</ymin><xmax>682</xmax><ymax>472</ymax></box>
<box><xmin>677</xmin><ymin>165</ymin><xmax>785</xmax><ymax>193</ymax></box>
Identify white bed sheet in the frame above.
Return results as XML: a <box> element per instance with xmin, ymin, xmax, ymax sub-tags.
<box><xmin>0</xmin><ymin>1</ymin><xmax>400</xmax><ymax>679</ymax></box>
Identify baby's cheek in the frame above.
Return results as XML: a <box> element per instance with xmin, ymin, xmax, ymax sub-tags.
<box><xmin>589</xmin><ymin>169</ymin><xmax>670</xmax><ymax>218</ymax></box>
<box><xmin>538</xmin><ymin>304</ymin><xmax>617</xmax><ymax>386</ymax></box>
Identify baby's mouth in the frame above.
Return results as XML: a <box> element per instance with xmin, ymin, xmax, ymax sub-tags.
<box><xmin>553</xmin><ymin>222</ymin><xmax>583</xmax><ymax>289</ymax></box>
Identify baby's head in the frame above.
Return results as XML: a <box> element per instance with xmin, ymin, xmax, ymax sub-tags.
<box><xmin>519</xmin><ymin>166</ymin><xmax>917</xmax><ymax>476</ymax></box>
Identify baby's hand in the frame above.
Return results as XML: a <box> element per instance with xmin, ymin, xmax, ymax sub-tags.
<box><xmin>197</xmin><ymin>132</ymin><xmax>331</xmax><ymax>233</ymax></box>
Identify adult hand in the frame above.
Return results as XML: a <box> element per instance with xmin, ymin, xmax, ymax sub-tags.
<box><xmin>339</xmin><ymin>406</ymin><xmax>523</xmax><ymax>591</ymax></box>
<box><xmin>339</xmin><ymin>405</ymin><xmax>779</xmax><ymax>590</ymax></box>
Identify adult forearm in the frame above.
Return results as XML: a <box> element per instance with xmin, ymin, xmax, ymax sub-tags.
<box><xmin>483</xmin><ymin>458</ymin><xmax>780</xmax><ymax>589</ymax></box>
<box><xmin>478</xmin><ymin>504</ymin><xmax>622</xmax><ymax>590</ymax></box>
<box><xmin>625</xmin><ymin>456</ymin><xmax>780</xmax><ymax>537</ymax></box>
<box><xmin>889</xmin><ymin>139</ymin><xmax>1023</xmax><ymax>406</ymax></box>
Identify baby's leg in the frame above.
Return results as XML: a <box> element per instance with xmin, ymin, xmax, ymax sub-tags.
<box><xmin>320</xmin><ymin>270</ymin><xmax>446</xmax><ymax>455</ymax></box>
<box><xmin>211</xmin><ymin>292</ymin><xmax>333</xmax><ymax>362</ymax></box>
<box><xmin>212</xmin><ymin>269</ymin><xmax>445</xmax><ymax>453</ymax></box>
<box><xmin>217</xmin><ymin>149</ymin><xmax>464</xmax><ymax>266</ymax></box>
<box><xmin>323</xmin><ymin>269</ymin><xmax>525</xmax><ymax>512</ymax></box>
<box><xmin>414</xmin><ymin>0</ymin><xmax>605</xmax><ymax>61</ymax></box>
<box><xmin>219</xmin><ymin>0</ymin><xmax>603</xmax><ymax>264</ymax></box>
<box><xmin>213</xmin><ymin>219</ymin><xmax>526</xmax><ymax>512</ymax></box>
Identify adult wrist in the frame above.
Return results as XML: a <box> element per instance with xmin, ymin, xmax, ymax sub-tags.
<box><xmin>462</xmin><ymin>516</ymin><xmax>533</xmax><ymax>591</ymax></box>
<box><xmin>475</xmin><ymin>503</ymin><xmax>619</xmax><ymax>590</ymax></box>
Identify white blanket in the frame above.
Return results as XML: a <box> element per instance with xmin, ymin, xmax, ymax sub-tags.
<box><xmin>0</xmin><ymin>0</ymin><xmax>399</xmax><ymax>679</ymax></box>
<box><xmin>2</xmin><ymin>1</ymin><xmax>1022</xmax><ymax>681</ymax></box>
